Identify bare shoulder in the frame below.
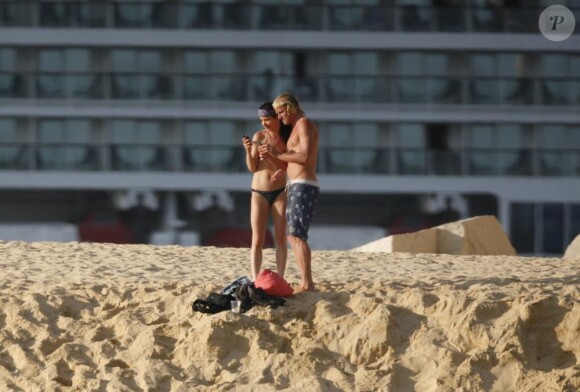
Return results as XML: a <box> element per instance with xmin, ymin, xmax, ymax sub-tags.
<box><xmin>296</xmin><ymin>117</ymin><xmax>318</xmax><ymax>133</ymax></box>
<box><xmin>253</xmin><ymin>129</ymin><xmax>267</xmax><ymax>141</ymax></box>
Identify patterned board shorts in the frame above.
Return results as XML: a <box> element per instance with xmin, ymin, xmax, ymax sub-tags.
<box><xmin>286</xmin><ymin>182</ymin><xmax>320</xmax><ymax>242</ymax></box>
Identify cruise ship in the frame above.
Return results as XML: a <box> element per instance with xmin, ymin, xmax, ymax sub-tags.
<box><xmin>0</xmin><ymin>0</ymin><xmax>578</xmax><ymax>255</ymax></box>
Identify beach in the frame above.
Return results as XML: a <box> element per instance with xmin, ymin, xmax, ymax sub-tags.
<box><xmin>0</xmin><ymin>241</ymin><xmax>579</xmax><ymax>391</ymax></box>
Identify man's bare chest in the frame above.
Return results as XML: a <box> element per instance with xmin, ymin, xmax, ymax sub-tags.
<box><xmin>287</xmin><ymin>136</ymin><xmax>300</xmax><ymax>151</ymax></box>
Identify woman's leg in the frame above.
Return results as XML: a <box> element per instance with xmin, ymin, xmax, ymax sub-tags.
<box><xmin>271</xmin><ymin>192</ymin><xmax>288</xmax><ymax>278</ymax></box>
<box><xmin>250</xmin><ymin>191</ymin><xmax>270</xmax><ymax>280</ymax></box>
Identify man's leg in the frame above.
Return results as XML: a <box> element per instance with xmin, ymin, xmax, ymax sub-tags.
<box><xmin>285</xmin><ymin>182</ymin><xmax>319</xmax><ymax>291</ymax></box>
<box><xmin>288</xmin><ymin>235</ymin><xmax>314</xmax><ymax>291</ymax></box>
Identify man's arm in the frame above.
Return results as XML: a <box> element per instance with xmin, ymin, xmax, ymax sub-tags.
<box><xmin>264</xmin><ymin>149</ymin><xmax>288</xmax><ymax>182</ymax></box>
<box><xmin>261</xmin><ymin>120</ymin><xmax>312</xmax><ymax>165</ymax></box>
<box><xmin>265</xmin><ymin>155</ymin><xmax>288</xmax><ymax>171</ymax></box>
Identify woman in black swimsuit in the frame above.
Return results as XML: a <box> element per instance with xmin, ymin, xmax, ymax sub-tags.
<box><xmin>242</xmin><ymin>102</ymin><xmax>291</xmax><ymax>280</ymax></box>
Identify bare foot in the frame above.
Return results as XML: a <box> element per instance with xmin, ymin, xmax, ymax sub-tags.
<box><xmin>292</xmin><ymin>285</ymin><xmax>316</xmax><ymax>294</ymax></box>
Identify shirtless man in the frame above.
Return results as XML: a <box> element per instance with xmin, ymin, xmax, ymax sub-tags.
<box><xmin>259</xmin><ymin>93</ymin><xmax>320</xmax><ymax>292</ymax></box>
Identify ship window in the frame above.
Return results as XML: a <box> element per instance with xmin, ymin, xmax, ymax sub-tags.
<box><xmin>327</xmin><ymin>2</ymin><xmax>366</xmax><ymax>30</ymax></box>
<box><xmin>66</xmin><ymin>49</ymin><xmax>91</xmax><ymax>72</ymax></box>
<box><xmin>326</xmin><ymin>123</ymin><xmax>349</xmax><ymax>147</ymax></box>
<box><xmin>111</xmin><ymin>49</ymin><xmax>164</xmax><ymax>73</ymax></box>
<box><xmin>37</xmin><ymin>119</ymin><xmax>96</xmax><ymax>170</ymax></box>
<box><xmin>39</xmin><ymin>48</ymin><xmax>93</xmax><ymax>72</ymax></box>
<box><xmin>0</xmin><ymin>118</ymin><xmax>17</xmax><ymax>142</ymax></box>
<box><xmin>538</xmin><ymin>125</ymin><xmax>568</xmax><ymax>175</ymax></box>
<box><xmin>317</xmin><ymin>122</ymin><xmax>380</xmax><ymax>173</ymax></box>
<box><xmin>183</xmin><ymin>121</ymin><xmax>238</xmax><ymax>171</ymax></box>
<box><xmin>399</xmin><ymin>0</ymin><xmax>431</xmax><ymax>31</ymax></box>
<box><xmin>397</xmin><ymin>0</ymin><xmax>430</xmax><ymax>4</ymax></box>
<box><xmin>497</xmin><ymin>124</ymin><xmax>531</xmax><ymax>175</ymax></box>
<box><xmin>183</xmin><ymin>121</ymin><xmax>205</xmax><ymax>145</ymax></box>
<box><xmin>38</xmin><ymin>120</ymin><xmax>65</xmax><ymax>143</ymax></box>
<box><xmin>425</xmin><ymin>53</ymin><xmax>448</xmax><ymax>76</ymax></box>
<box><xmin>38</xmin><ymin>119</ymin><xmax>92</xmax><ymax>144</ymax></box>
<box><xmin>111</xmin><ymin>120</ymin><xmax>134</xmax><ymax>144</ymax></box>
<box><xmin>210</xmin><ymin>121</ymin><xmax>237</xmax><ymax>145</ymax></box>
<box><xmin>540</xmin><ymin>54</ymin><xmax>567</xmax><ymax>77</ymax></box>
<box><xmin>111</xmin><ymin>49</ymin><xmax>136</xmax><ymax>72</ymax></box>
<box><xmin>469</xmin><ymin>125</ymin><xmax>494</xmax><ymax>148</ymax></box>
<box><xmin>540</xmin><ymin>54</ymin><xmax>572</xmax><ymax>105</ymax></box>
<box><xmin>210</xmin><ymin>51</ymin><xmax>239</xmax><ymax>74</ymax></box>
<box><xmin>324</xmin><ymin>0</ymin><xmax>350</xmax><ymax>4</ymax></box>
<box><xmin>0</xmin><ymin>48</ymin><xmax>16</xmax><ymax>71</ymax></box>
<box><xmin>38</xmin><ymin>49</ymin><xmax>97</xmax><ymax>99</ymax></box>
<box><xmin>470</xmin><ymin>54</ymin><xmax>494</xmax><ymax>77</ymax></box>
<box><xmin>469</xmin><ymin>53</ymin><xmax>531</xmax><ymax>105</ymax></box>
<box><xmin>353</xmin><ymin>52</ymin><xmax>378</xmax><ymax>75</ymax></box>
<box><xmin>571</xmin><ymin>55</ymin><xmax>580</xmax><ymax>78</ymax></box>
<box><xmin>140</xmin><ymin>121</ymin><xmax>163</xmax><ymax>144</ymax></box>
<box><xmin>511</xmin><ymin>202</ymin><xmax>570</xmax><ymax>255</ymax></box>
<box><xmin>184</xmin><ymin>51</ymin><xmax>209</xmax><ymax>73</ymax></box>
<box><xmin>467</xmin><ymin>124</ymin><xmax>495</xmax><ymax>175</ymax></box>
<box><xmin>510</xmin><ymin>203</ymin><xmax>536</xmax><ymax>254</ymax></box>
<box><xmin>542</xmin><ymin>203</ymin><xmax>564</xmax><ymax>254</ymax></box>
<box><xmin>396</xmin><ymin>52</ymin><xmax>422</xmax><ymax>75</ymax></box>
<box><xmin>67</xmin><ymin>120</ymin><xmax>92</xmax><ymax>143</ymax></box>
<box><xmin>0</xmin><ymin>2</ymin><xmax>33</xmax><ymax>26</ymax></box>
<box><xmin>324</xmin><ymin>0</ymin><xmax>382</xmax><ymax>4</ymax></box>
<box><xmin>539</xmin><ymin>125</ymin><xmax>566</xmax><ymax>150</ymax></box>
<box><xmin>325</xmin><ymin>123</ymin><xmax>352</xmax><ymax>173</ymax></box>
<box><xmin>572</xmin><ymin>56</ymin><xmax>580</xmax><ymax>104</ymax></box>
<box><xmin>497</xmin><ymin>53</ymin><xmax>522</xmax><ymax>77</ymax></box>
<box><xmin>397</xmin><ymin>123</ymin><xmax>424</xmax><ymax>148</ymax></box>
<box><xmin>571</xmin><ymin>126</ymin><xmax>580</xmax><ymax>149</ymax></box>
<box><xmin>0</xmin><ymin>118</ymin><xmax>26</xmax><ymax>169</ymax></box>
<box><xmin>139</xmin><ymin>51</ymin><xmax>162</xmax><ymax>73</ymax></box>
<box><xmin>396</xmin><ymin>123</ymin><xmax>426</xmax><ymax>174</ymax></box>
<box><xmin>253</xmin><ymin>51</ymin><xmax>293</xmax><ymax>74</ymax></box>
<box><xmin>114</xmin><ymin>3</ymin><xmax>150</xmax><ymax>28</ymax></box>
<box><xmin>396</xmin><ymin>53</ymin><xmax>423</xmax><ymax>102</ymax></box>
<box><xmin>0</xmin><ymin>71</ymin><xmax>24</xmax><ymax>97</ymax></box>
<box><xmin>38</xmin><ymin>50</ymin><xmax>64</xmax><ymax>72</ymax></box>
<box><xmin>570</xmin><ymin>205</ymin><xmax>580</xmax><ymax>248</ymax></box>
<box><xmin>354</xmin><ymin>123</ymin><xmax>379</xmax><ymax>147</ymax></box>
<box><xmin>469</xmin><ymin>54</ymin><xmax>496</xmax><ymax>103</ymax></box>
<box><xmin>252</xmin><ymin>51</ymin><xmax>294</xmax><ymax>99</ymax></box>
<box><xmin>111</xmin><ymin>120</ymin><xmax>162</xmax><ymax>144</ymax></box>
<box><xmin>325</xmin><ymin>53</ymin><xmax>353</xmax><ymax>101</ymax></box>
<box><xmin>110</xmin><ymin>120</ymin><xmax>166</xmax><ymax>171</ymax></box>
<box><xmin>396</xmin><ymin>52</ymin><xmax>452</xmax><ymax>103</ymax></box>
<box><xmin>327</xmin><ymin>53</ymin><xmax>350</xmax><ymax>75</ymax></box>
<box><xmin>353</xmin><ymin>123</ymin><xmax>380</xmax><ymax>172</ymax></box>
<box><xmin>499</xmin><ymin>125</ymin><xmax>524</xmax><ymax>148</ymax></box>
<box><xmin>327</xmin><ymin>52</ymin><xmax>379</xmax><ymax>75</ymax></box>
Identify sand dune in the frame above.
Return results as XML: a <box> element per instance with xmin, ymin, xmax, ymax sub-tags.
<box><xmin>0</xmin><ymin>241</ymin><xmax>579</xmax><ymax>391</ymax></box>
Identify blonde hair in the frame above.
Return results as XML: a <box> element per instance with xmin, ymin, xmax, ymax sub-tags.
<box><xmin>273</xmin><ymin>92</ymin><xmax>305</xmax><ymax>116</ymax></box>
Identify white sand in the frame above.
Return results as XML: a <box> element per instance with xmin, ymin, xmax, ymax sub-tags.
<box><xmin>0</xmin><ymin>241</ymin><xmax>579</xmax><ymax>391</ymax></box>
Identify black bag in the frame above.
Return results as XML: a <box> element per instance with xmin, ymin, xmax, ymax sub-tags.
<box><xmin>192</xmin><ymin>293</ymin><xmax>234</xmax><ymax>314</ymax></box>
<box><xmin>234</xmin><ymin>283</ymin><xmax>286</xmax><ymax>313</ymax></box>
<box><xmin>192</xmin><ymin>284</ymin><xmax>286</xmax><ymax>315</ymax></box>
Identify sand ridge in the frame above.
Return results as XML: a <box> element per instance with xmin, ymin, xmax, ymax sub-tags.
<box><xmin>0</xmin><ymin>241</ymin><xmax>579</xmax><ymax>391</ymax></box>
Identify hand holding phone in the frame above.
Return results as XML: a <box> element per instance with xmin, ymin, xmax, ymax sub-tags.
<box><xmin>242</xmin><ymin>134</ymin><xmax>252</xmax><ymax>150</ymax></box>
<box><xmin>243</xmin><ymin>134</ymin><xmax>262</xmax><ymax>146</ymax></box>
